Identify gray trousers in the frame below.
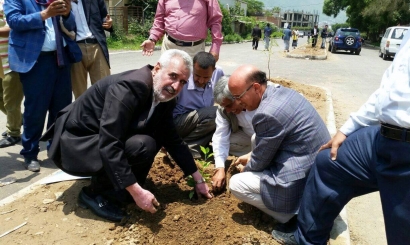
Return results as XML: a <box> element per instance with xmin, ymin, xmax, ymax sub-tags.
<box><xmin>173</xmin><ymin>106</ymin><xmax>217</xmax><ymax>158</ymax></box>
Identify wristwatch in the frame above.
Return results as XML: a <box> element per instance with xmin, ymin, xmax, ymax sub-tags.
<box><xmin>195</xmin><ymin>177</ymin><xmax>206</xmax><ymax>185</ymax></box>
<box><xmin>149</xmin><ymin>38</ymin><xmax>156</xmax><ymax>44</ymax></box>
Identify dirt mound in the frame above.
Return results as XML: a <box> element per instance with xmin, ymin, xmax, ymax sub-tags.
<box><xmin>0</xmin><ymin>82</ymin><xmax>327</xmax><ymax>245</ymax></box>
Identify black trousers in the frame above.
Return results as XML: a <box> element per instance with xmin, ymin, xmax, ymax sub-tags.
<box><xmin>90</xmin><ymin>134</ymin><xmax>160</xmax><ymax>194</ymax></box>
<box><xmin>252</xmin><ymin>37</ymin><xmax>259</xmax><ymax>49</ymax></box>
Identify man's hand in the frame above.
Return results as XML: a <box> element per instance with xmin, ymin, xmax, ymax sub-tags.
<box><xmin>102</xmin><ymin>14</ymin><xmax>112</xmax><ymax>29</ymax></box>
<box><xmin>318</xmin><ymin>131</ymin><xmax>347</xmax><ymax>160</ymax></box>
<box><xmin>210</xmin><ymin>51</ymin><xmax>219</xmax><ymax>62</ymax></box>
<box><xmin>140</xmin><ymin>39</ymin><xmax>155</xmax><ymax>56</ymax></box>
<box><xmin>126</xmin><ymin>183</ymin><xmax>160</xmax><ymax>213</ymax></box>
<box><xmin>234</xmin><ymin>152</ymin><xmax>251</xmax><ymax>166</ymax></box>
<box><xmin>211</xmin><ymin>168</ymin><xmax>226</xmax><ymax>191</ymax></box>
<box><xmin>41</xmin><ymin>0</ymin><xmax>69</xmax><ymax>20</ymax></box>
<box><xmin>192</xmin><ymin>170</ymin><xmax>212</xmax><ymax>199</ymax></box>
<box><xmin>195</xmin><ymin>182</ymin><xmax>213</xmax><ymax>199</ymax></box>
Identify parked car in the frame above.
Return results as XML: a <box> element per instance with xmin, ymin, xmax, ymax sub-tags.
<box><xmin>328</xmin><ymin>28</ymin><xmax>362</xmax><ymax>55</ymax></box>
<box><xmin>298</xmin><ymin>31</ymin><xmax>304</xmax><ymax>38</ymax></box>
<box><xmin>379</xmin><ymin>26</ymin><xmax>409</xmax><ymax>60</ymax></box>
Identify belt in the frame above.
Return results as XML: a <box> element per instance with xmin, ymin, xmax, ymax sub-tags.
<box><xmin>77</xmin><ymin>38</ymin><xmax>98</xmax><ymax>44</ymax></box>
<box><xmin>40</xmin><ymin>50</ymin><xmax>57</xmax><ymax>56</ymax></box>
<box><xmin>380</xmin><ymin>123</ymin><xmax>410</xmax><ymax>143</ymax></box>
<box><xmin>167</xmin><ymin>34</ymin><xmax>204</xmax><ymax>47</ymax></box>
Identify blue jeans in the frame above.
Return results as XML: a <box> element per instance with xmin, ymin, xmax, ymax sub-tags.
<box><xmin>19</xmin><ymin>53</ymin><xmax>72</xmax><ymax>159</ymax></box>
<box><xmin>264</xmin><ymin>37</ymin><xmax>270</xmax><ymax>50</ymax></box>
<box><xmin>295</xmin><ymin>125</ymin><xmax>410</xmax><ymax>244</ymax></box>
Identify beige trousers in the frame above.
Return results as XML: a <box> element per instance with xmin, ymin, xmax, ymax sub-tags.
<box><xmin>161</xmin><ymin>34</ymin><xmax>205</xmax><ymax>58</ymax></box>
<box><xmin>71</xmin><ymin>43</ymin><xmax>110</xmax><ymax>99</ymax></box>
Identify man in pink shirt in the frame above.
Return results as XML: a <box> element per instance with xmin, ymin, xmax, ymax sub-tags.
<box><xmin>140</xmin><ymin>0</ymin><xmax>223</xmax><ymax>61</ymax></box>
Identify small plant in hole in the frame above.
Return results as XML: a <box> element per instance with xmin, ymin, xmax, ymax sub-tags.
<box><xmin>186</xmin><ymin>146</ymin><xmax>213</xmax><ymax>199</ymax></box>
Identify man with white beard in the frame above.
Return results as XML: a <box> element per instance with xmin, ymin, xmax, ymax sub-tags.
<box><xmin>41</xmin><ymin>49</ymin><xmax>213</xmax><ymax>222</ymax></box>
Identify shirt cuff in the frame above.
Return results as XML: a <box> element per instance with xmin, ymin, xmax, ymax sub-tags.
<box><xmin>214</xmin><ymin>157</ymin><xmax>226</xmax><ymax>169</ymax></box>
<box><xmin>339</xmin><ymin>117</ymin><xmax>362</xmax><ymax>136</ymax></box>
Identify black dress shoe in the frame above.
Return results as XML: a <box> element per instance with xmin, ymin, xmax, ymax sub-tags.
<box><xmin>78</xmin><ymin>188</ymin><xmax>127</xmax><ymax>222</ymax></box>
<box><xmin>24</xmin><ymin>157</ymin><xmax>40</xmax><ymax>172</ymax></box>
<box><xmin>1</xmin><ymin>131</ymin><xmax>6</xmax><ymax>137</ymax></box>
<box><xmin>101</xmin><ymin>189</ymin><xmax>134</xmax><ymax>206</ymax></box>
<box><xmin>0</xmin><ymin>136</ymin><xmax>21</xmax><ymax>148</ymax></box>
<box><xmin>275</xmin><ymin>215</ymin><xmax>298</xmax><ymax>233</ymax></box>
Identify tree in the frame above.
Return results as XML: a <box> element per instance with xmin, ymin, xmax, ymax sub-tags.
<box><xmin>322</xmin><ymin>0</ymin><xmax>410</xmax><ymax>41</ymax></box>
<box><xmin>242</xmin><ymin>0</ymin><xmax>264</xmax><ymax>16</ymax></box>
<box><xmin>130</xmin><ymin>0</ymin><xmax>158</xmax><ymax>19</ymax></box>
<box><xmin>220</xmin><ymin>2</ymin><xmax>234</xmax><ymax>35</ymax></box>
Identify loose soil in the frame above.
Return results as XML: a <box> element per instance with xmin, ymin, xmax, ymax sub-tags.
<box><xmin>0</xmin><ymin>80</ymin><xmax>328</xmax><ymax>245</ymax></box>
<box><xmin>288</xmin><ymin>38</ymin><xmax>327</xmax><ymax>57</ymax></box>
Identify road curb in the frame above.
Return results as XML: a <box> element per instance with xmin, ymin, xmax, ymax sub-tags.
<box><xmin>320</xmin><ymin>86</ymin><xmax>351</xmax><ymax>245</ymax></box>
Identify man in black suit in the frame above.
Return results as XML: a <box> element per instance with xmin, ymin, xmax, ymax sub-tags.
<box><xmin>42</xmin><ymin>49</ymin><xmax>213</xmax><ymax>222</ymax></box>
<box><xmin>251</xmin><ymin>24</ymin><xmax>262</xmax><ymax>50</ymax></box>
<box><xmin>71</xmin><ymin>0</ymin><xmax>113</xmax><ymax>99</ymax></box>
<box><xmin>311</xmin><ymin>25</ymin><xmax>319</xmax><ymax>47</ymax></box>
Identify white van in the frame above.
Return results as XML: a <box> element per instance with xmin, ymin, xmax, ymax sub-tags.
<box><xmin>379</xmin><ymin>26</ymin><xmax>409</xmax><ymax>60</ymax></box>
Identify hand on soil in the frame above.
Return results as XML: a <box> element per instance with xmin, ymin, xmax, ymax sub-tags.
<box><xmin>211</xmin><ymin>168</ymin><xmax>226</xmax><ymax>192</ymax></box>
<box><xmin>195</xmin><ymin>183</ymin><xmax>213</xmax><ymax>199</ymax></box>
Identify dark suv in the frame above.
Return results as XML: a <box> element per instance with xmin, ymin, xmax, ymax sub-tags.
<box><xmin>329</xmin><ymin>28</ymin><xmax>362</xmax><ymax>55</ymax></box>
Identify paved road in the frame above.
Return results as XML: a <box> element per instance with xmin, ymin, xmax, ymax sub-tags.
<box><xmin>0</xmin><ymin>38</ymin><xmax>391</xmax><ymax>244</ymax></box>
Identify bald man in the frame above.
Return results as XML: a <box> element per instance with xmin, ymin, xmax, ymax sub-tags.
<box><xmin>227</xmin><ymin>65</ymin><xmax>330</xmax><ymax>231</ymax></box>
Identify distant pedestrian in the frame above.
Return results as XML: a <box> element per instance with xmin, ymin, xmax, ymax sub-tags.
<box><xmin>263</xmin><ymin>23</ymin><xmax>273</xmax><ymax>51</ymax></box>
<box><xmin>283</xmin><ymin>25</ymin><xmax>292</xmax><ymax>52</ymax></box>
<box><xmin>320</xmin><ymin>25</ymin><xmax>328</xmax><ymax>49</ymax></box>
<box><xmin>311</xmin><ymin>25</ymin><xmax>319</xmax><ymax>47</ymax></box>
<box><xmin>292</xmin><ymin>30</ymin><xmax>298</xmax><ymax>49</ymax></box>
<box><xmin>251</xmin><ymin>24</ymin><xmax>262</xmax><ymax>50</ymax></box>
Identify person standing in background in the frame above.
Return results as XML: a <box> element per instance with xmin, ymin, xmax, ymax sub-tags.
<box><xmin>251</xmin><ymin>24</ymin><xmax>261</xmax><ymax>50</ymax></box>
<box><xmin>283</xmin><ymin>25</ymin><xmax>292</xmax><ymax>52</ymax></box>
<box><xmin>0</xmin><ymin>0</ymin><xmax>23</xmax><ymax>148</ymax></box>
<box><xmin>70</xmin><ymin>0</ymin><xmax>113</xmax><ymax>99</ymax></box>
<box><xmin>263</xmin><ymin>23</ymin><xmax>273</xmax><ymax>51</ymax></box>
<box><xmin>311</xmin><ymin>25</ymin><xmax>319</xmax><ymax>47</ymax></box>
<box><xmin>320</xmin><ymin>25</ymin><xmax>328</xmax><ymax>49</ymax></box>
<box><xmin>4</xmin><ymin>0</ymin><xmax>81</xmax><ymax>172</ymax></box>
<box><xmin>140</xmin><ymin>0</ymin><xmax>223</xmax><ymax>61</ymax></box>
<box><xmin>291</xmin><ymin>29</ymin><xmax>298</xmax><ymax>49</ymax></box>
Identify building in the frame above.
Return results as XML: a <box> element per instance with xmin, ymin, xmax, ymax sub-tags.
<box><xmin>281</xmin><ymin>10</ymin><xmax>319</xmax><ymax>28</ymax></box>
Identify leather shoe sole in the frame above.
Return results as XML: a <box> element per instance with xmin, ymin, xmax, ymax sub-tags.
<box><xmin>78</xmin><ymin>188</ymin><xmax>126</xmax><ymax>222</ymax></box>
<box><xmin>0</xmin><ymin>136</ymin><xmax>21</xmax><ymax>148</ymax></box>
<box><xmin>24</xmin><ymin>158</ymin><xmax>40</xmax><ymax>172</ymax></box>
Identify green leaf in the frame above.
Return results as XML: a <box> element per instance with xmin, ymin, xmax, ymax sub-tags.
<box><xmin>200</xmin><ymin>145</ymin><xmax>206</xmax><ymax>154</ymax></box>
<box><xmin>189</xmin><ymin>191</ymin><xmax>195</xmax><ymax>200</ymax></box>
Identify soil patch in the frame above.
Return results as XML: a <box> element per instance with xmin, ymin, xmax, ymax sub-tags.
<box><xmin>0</xmin><ymin>81</ymin><xmax>328</xmax><ymax>245</ymax></box>
<box><xmin>288</xmin><ymin>38</ymin><xmax>327</xmax><ymax>58</ymax></box>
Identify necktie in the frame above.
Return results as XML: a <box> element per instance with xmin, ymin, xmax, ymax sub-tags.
<box><xmin>36</xmin><ymin>0</ymin><xmax>65</xmax><ymax>67</ymax></box>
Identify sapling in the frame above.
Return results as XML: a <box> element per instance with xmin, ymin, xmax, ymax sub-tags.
<box><xmin>186</xmin><ymin>146</ymin><xmax>213</xmax><ymax>199</ymax></box>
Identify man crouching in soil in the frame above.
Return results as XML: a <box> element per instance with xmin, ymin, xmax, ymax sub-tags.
<box><xmin>41</xmin><ymin>49</ymin><xmax>212</xmax><ymax>222</ymax></box>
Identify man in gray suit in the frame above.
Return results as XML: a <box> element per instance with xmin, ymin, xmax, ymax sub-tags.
<box><xmin>227</xmin><ymin>65</ymin><xmax>330</xmax><ymax>229</ymax></box>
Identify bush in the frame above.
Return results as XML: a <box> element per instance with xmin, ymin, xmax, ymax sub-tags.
<box><xmin>224</xmin><ymin>33</ymin><xmax>243</xmax><ymax>43</ymax></box>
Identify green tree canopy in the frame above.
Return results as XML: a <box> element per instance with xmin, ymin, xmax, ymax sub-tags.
<box><xmin>243</xmin><ymin>0</ymin><xmax>264</xmax><ymax>16</ymax></box>
<box><xmin>323</xmin><ymin>0</ymin><xmax>410</xmax><ymax>41</ymax></box>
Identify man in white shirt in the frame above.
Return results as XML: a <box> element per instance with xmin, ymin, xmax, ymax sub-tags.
<box><xmin>272</xmin><ymin>31</ymin><xmax>410</xmax><ymax>245</ymax></box>
<box><xmin>211</xmin><ymin>76</ymin><xmax>255</xmax><ymax>191</ymax></box>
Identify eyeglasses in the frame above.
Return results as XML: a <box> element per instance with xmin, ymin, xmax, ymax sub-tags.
<box><xmin>231</xmin><ymin>83</ymin><xmax>254</xmax><ymax>100</ymax></box>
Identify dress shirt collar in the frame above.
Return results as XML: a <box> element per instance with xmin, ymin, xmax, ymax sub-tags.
<box><xmin>187</xmin><ymin>74</ymin><xmax>211</xmax><ymax>91</ymax></box>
